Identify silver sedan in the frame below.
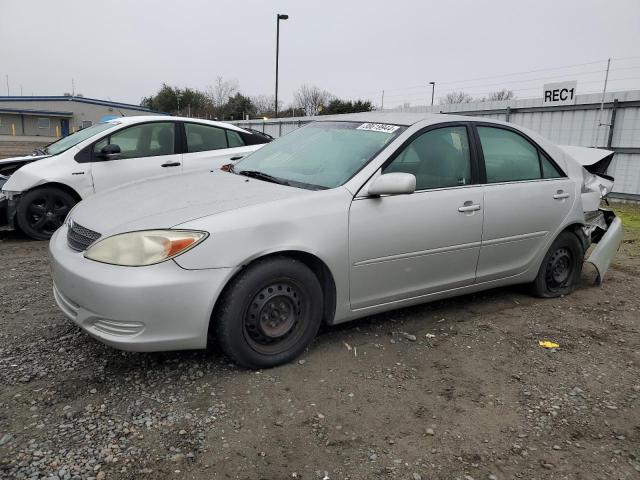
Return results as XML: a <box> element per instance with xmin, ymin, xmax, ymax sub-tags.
<box><xmin>49</xmin><ymin>113</ymin><xmax>623</xmax><ymax>368</ymax></box>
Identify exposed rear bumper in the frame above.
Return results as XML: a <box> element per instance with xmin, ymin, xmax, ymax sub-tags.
<box><xmin>586</xmin><ymin>214</ymin><xmax>623</xmax><ymax>284</ymax></box>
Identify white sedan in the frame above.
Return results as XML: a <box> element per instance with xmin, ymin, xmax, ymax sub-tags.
<box><xmin>49</xmin><ymin>113</ymin><xmax>622</xmax><ymax>369</ymax></box>
<box><xmin>0</xmin><ymin>116</ymin><xmax>270</xmax><ymax>239</ymax></box>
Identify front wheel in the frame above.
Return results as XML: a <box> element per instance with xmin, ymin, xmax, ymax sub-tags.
<box><xmin>16</xmin><ymin>187</ymin><xmax>76</xmax><ymax>240</ymax></box>
<box><xmin>215</xmin><ymin>256</ymin><xmax>323</xmax><ymax>369</ymax></box>
<box><xmin>531</xmin><ymin>231</ymin><xmax>583</xmax><ymax>298</ymax></box>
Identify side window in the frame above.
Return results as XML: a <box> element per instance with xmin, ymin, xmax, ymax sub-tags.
<box><xmin>93</xmin><ymin>137</ymin><xmax>108</xmax><ymax>154</ymax></box>
<box><xmin>477</xmin><ymin>126</ymin><xmax>542</xmax><ymax>183</ymax></box>
<box><xmin>541</xmin><ymin>154</ymin><xmax>563</xmax><ymax>178</ymax></box>
<box><xmin>93</xmin><ymin>122</ymin><xmax>175</xmax><ymax>159</ymax></box>
<box><xmin>185</xmin><ymin>123</ymin><xmax>228</xmax><ymax>152</ymax></box>
<box><xmin>383</xmin><ymin>126</ymin><xmax>471</xmax><ymax>190</ymax></box>
<box><xmin>226</xmin><ymin>130</ymin><xmax>245</xmax><ymax>147</ymax></box>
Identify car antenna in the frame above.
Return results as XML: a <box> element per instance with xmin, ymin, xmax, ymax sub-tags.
<box><xmin>107</xmin><ymin>97</ymin><xmax>126</xmax><ymax>117</ymax></box>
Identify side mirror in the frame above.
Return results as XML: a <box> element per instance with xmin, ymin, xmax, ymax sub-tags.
<box><xmin>368</xmin><ymin>172</ymin><xmax>416</xmax><ymax>196</ymax></box>
<box><xmin>98</xmin><ymin>144</ymin><xmax>121</xmax><ymax>159</ymax></box>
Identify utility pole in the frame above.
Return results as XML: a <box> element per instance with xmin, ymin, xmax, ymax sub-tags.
<box><xmin>274</xmin><ymin>13</ymin><xmax>289</xmax><ymax>118</ymax></box>
<box><xmin>381</xmin><ymin>90</ymin><xmax>385</xmax><ymax>110</ymax></box>
<box><xmin>5</xmin><ymin>75</ymin><xmax>9</xmax><ymax>96</ymax></box>
<box><xmin>71</xmin><ymin>78</ymin><xmax>75</xmax><ymax>97</ymax></box>
<box><xmin>429</xmin><ymin>81</ymin><xmax>435</xmax><ymax>106</ymax></box>
<box><xmin>592</xmin><ymin>58</ymin><xmax>611</xmax><ymax>147</ymax></box>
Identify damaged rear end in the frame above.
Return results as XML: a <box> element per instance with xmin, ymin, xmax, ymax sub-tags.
<box><xmin>560</xmin><ymin>145</ymin><xmax>624</xmax><ymax>284</ymax></box>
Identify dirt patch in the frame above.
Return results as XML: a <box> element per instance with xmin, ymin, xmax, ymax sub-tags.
<box><xmin>1</xmin><ymin>210</ymin><xmax>639</xmax><ymax>479</ymax></box>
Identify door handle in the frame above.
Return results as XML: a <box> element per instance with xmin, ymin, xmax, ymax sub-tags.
<box><xmin>458</xmin><ymin>203</ymin><xmax>481</xmax><ymax>212</ymax></box>
<box><xmin>161</xmin><ymin>161</ymin><xmax>181</xmax><ymax>167</ymax></box>
<box><xmin>230</xmin><ymin>156</ymin><xmax>243</xmax><ymax>161</ymax></box>
<box><xmin>553</xmin><ymin>192</ymin><xmax>570</xmax><ymax>200</ymax></box>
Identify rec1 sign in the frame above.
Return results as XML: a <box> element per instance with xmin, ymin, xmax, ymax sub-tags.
<box><xmin>543</xmin><ymin>81</ymin><xmax>577</xmax><ymax>106</ymax></box>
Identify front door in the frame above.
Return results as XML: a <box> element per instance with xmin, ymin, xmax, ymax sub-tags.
<box><xmin>349</xmin><ymin>125</ymin><xmax>484</xmax><ymax>310</ymax></box>
<box><xmin>60</xmin><ymin>119</ymin><xmax>70</xmax><ymax>137</ymax></box>
<box><xmin>90</xmin><ymin>121</ymin><xmax>182</xmax><ymax>193</ymax></box>
<box><xmin>474</xmin><ymin>125</ymin><xmax>574</xmax><ymax>282</ymax></box>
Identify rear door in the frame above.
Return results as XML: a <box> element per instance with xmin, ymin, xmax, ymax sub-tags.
<box><xmin>181</xmin><ymin>123</ymin><xmax>257</xmax><ymax>172</ymax></box>
<box><xmin>90</xmin><ymin>121</ymin><xmax>181</xmax><ymax>192</ymax></box>
<box><xmin>474</xmin><ymin>124</ymin><xmax>574</xmax><ymax>282</ymax></box>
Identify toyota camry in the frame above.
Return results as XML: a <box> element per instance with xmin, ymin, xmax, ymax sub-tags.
<box><xmin>49</xmin><ymin>112</ymin><xmax>623</xmax><ymax>368</ymax></box>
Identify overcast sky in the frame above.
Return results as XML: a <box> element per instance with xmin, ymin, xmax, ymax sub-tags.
<box><xmin>1</xmin><ymin>0</ymin><xmax>639</xmax><ymax>108</ymax></box>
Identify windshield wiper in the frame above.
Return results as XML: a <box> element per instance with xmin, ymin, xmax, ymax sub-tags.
<box><xmin>238</xmin><ymin>170</ymin><xmax>290</xmax><ymax>186</ymax></box>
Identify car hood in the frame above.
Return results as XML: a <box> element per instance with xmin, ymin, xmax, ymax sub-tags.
<box><xmin>70</xmin><ymin>170</ymin><xmax>311</xmax><ymax>235</ymax></box>
<box><xmin>0</xmin><ymin>154</ymin><xmax>49</xmax><ymax>178</ymax></box>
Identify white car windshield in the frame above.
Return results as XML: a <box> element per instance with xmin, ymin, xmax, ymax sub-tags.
<box><xmin>234</xmin><ymin>121</ymin><xmax>406</xmax><ymax>189</ymax></box>
<box><xmin>44</xmin><ymin>122</ymin><xmax>118</xmax><ymax>156</ymax></box>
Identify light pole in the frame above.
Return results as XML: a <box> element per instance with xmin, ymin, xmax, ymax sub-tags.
<box><xmin>275</xmin><ymin>13</ymin><xmax>289</xmax><ymax>118</ymax></box>
<box><xmin>429</xmin><ymin>81</ymin><xmax>435</xmax><ymax>106</ymax></box>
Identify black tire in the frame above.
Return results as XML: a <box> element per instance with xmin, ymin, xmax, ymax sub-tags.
<box><xmin>215</xmin><ymin>256</ymin><xmax>323</xmax><ymax>369</ymax></box>
<box><xmin>531</xmin><ymin>231</ymin><xmax>583</xmax><ymax>298</ymax></box>
<box><xmin>16</xmin><ymin>187</ymin><xmax>76</xmax><ymax>240</ymax></box>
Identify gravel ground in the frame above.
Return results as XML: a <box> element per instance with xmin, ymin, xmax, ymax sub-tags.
<box><xmin>1</xmin><ymin>207</ymin><xmax>639</xmax><ymax>480</ymax></box>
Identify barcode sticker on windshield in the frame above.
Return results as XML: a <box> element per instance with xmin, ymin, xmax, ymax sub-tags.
<box><xmin>356</xmin><ymin>123</ymin><xmax>400</xmax><ymax>133</ymax></box>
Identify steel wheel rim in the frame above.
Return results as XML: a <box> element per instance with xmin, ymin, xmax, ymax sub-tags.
<box><xmin>243</xmin><ymin>280</ymin><xmax>307</xmax><ymax>355</ymax></box>
<box><xmin>545</xmin><ymin>247</ymin><xmax>573</xmax><ymax>292</ymax></box>
<box><xmin>27</xmin><ymin>193</ymin><xmax>70</xmax><ymax>235</ymax></box>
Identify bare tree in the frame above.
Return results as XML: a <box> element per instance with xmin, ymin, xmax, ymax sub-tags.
<box><xmin>440</xmin><ymin>91</ymin><xmax>474</xmax><ymax>104</ymax></box>
<box><xmin>251</xmin><ymin>94</ymin><xmax>284</xmax><ymax>117</ymax></box>
<box><xmin>206</xmin><ymin>76</ymin><xmax>239</xmax><ymax>110</ymax></box>
<box><xmin>293</xmin><ymin>84</ymin><xmax>335</xmax><ymax>116</ymax></box>
<box><xmin>486</xmin><ymin>89</ymin><xmax>515</xmax><ymax>101</ymax></box>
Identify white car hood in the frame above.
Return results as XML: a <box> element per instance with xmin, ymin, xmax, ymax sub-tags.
<box><xmin>70</xmin><ymin>170</ymin><xmax>311</xmax><ymax>235</ymax></box>
<box><xmin>0</xmin><ymin>154</ymin><xmax>49</xmax><ymax>164</ymax></box>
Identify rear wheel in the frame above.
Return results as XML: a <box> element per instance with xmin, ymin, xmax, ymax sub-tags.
<box><xmin>16</xmin><ymin>187</ymin><xmax>76</xmax><ymax>240</ymax></box>
<box><xmin>531</xmin><ymin>231</ymin><xmax>583</xmax><ymax>298</ymax></box>
<box><xmin>215</xmin><ymin>256</ymin><xmax>323</xmax><ymax>369</ymax></box>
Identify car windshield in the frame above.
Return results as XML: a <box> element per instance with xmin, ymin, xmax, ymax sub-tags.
<box><xmin>234</xmin><ymin>121</ymin><xmax>406</xmax><ymax>189</ymax></box>
<box><xmin>44</xmin><ymin>122</ymin><xmax>118</xmax><ymax>156</ymax></box>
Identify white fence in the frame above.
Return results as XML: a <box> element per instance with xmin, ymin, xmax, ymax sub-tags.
<box><xmin>230</xmin><ymin>90</ymin><xmax>640</xmax><ymax>199</ymax></box>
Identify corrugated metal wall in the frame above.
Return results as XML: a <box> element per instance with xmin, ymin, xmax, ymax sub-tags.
<box><xmin>230</xmin><ymin>90</ymin><xmax>640</xmax><ymax>198</ymax></box>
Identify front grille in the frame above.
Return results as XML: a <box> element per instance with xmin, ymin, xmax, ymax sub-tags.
<box><xmin>67</xmin><ymin>221</ymin><xmax>101</xmax><ymax>251</ymax></box>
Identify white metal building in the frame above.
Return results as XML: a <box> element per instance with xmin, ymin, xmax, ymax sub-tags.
<box><xmin>231</xmin><ymin>89</ymin><xmax>640</xmax><ymax>200</ymax></box>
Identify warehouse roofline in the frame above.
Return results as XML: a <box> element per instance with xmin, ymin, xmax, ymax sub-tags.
<box><xmin>0</xmin><ymin>96</ymin><xmax>166</xmax><ymax>114</ymax></box>
<box><xmin>0</xmin><ymin>107</ymin><xmax>73</xmax><ymax>117</ymax></box>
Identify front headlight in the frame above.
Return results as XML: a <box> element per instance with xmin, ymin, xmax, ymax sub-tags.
<box><xmin>84</xmin><ymin>230</ymin><xmax>208</xmax><ymax>266</ymax></box>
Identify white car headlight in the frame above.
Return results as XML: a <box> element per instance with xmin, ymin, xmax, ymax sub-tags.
<box><xmin>84</xmin><ymin>230</ymin><xmax>208</xmax><ymax>266</ymax></box>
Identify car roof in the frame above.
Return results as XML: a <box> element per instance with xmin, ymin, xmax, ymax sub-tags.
<box><xmin>312</xmin><ymin>111</ymin><xmax>509</xmax><ymax>128</ymax></box>
<box><xmin>105</xmin><ymin>115</ymin><xmax>248</xmax><ymax>133</ymax></box>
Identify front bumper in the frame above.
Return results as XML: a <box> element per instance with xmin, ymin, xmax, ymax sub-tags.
<box><xmin>49</xmin><ymin>225</ymin><xmax>233</xmax><ymax>352</ymax></box>
<box><xmin>0</xmin><ymin>193</ymin><xmax>16</xmax><ymax>231</ymax></box>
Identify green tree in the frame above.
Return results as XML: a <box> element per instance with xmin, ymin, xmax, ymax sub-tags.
<box><xmin>141</xmin><ymin>83</ymin><xmax>181</xmax><ymax>113</ymax></box>
<box><xmin>222</xmin><ymin>93</ymin><xmax>256</xmax><ymax>120</ymax></box>
<box><xmin>140</xmin><ymin>84</ymin><xmax>213</xmax><ymax>117</ymax></box>
<box><xmin>179</xmin><ymin>88</ymin><xmax>213</xmax><ymax>117</ymax></box>
<box><xmin>320</xmin><ymin>99</ymin><xmax>374</xmax><ymax>115</ymax></box>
